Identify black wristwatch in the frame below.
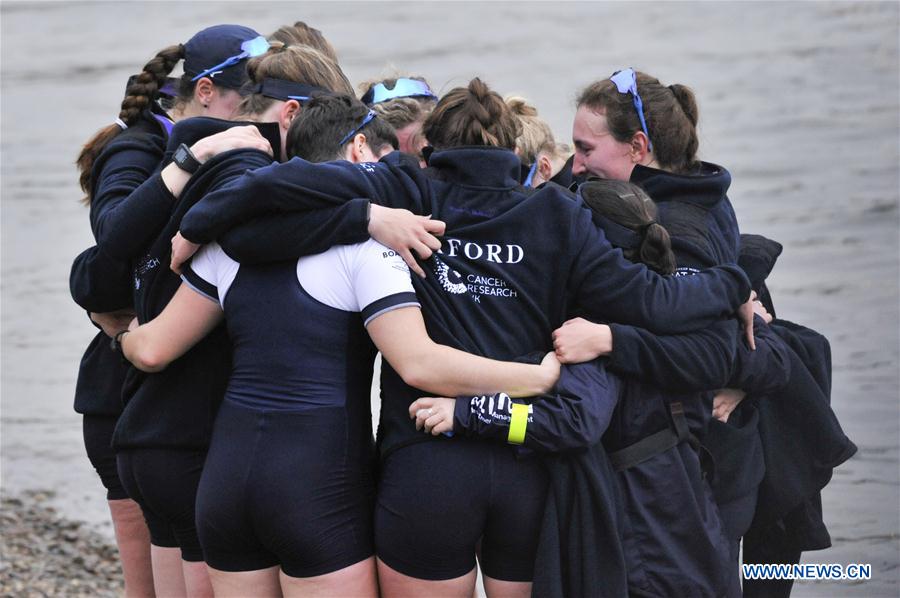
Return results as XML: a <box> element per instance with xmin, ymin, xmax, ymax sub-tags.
<box><xmin>173</xmin><ymin>143</ymin><xmax>202</xmax><ymax>174</ymax></box>
<box><xmin>110</xmin><ymin>330</ymin><xmax>129</xmax><ymax>356</ymax></box>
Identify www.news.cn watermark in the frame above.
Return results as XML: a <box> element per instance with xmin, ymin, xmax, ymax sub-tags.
<box><xmin>742</xmin><ymin>563</ymin><xmax>872</xmax><ymax>581</ymax></box>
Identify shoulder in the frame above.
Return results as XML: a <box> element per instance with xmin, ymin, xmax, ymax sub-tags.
<box><xmin>331</xmin><ymin>238</ymin><xmax>403</xmax><ymax>269</ymax></box>
<box><xmin>92</xmin><ymin>127</ymin><xmax>166</xmax><ymax>187</ymax></box>
<box><xmin>524</xmin><ymin>183</ymin><xmax>590</xmax><ymax>224</ymax></box>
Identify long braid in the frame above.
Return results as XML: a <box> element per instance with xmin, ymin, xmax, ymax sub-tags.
<box><xmin>76</xmin><ymin>44</ymin><xmax>184</xmax><ymax>204</ymax></box>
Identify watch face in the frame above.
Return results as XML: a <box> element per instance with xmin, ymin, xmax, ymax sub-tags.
<box><xmin>174</xmin><ymin>144</ymin><xmax>198</xmax><ymax>172</ymax></box>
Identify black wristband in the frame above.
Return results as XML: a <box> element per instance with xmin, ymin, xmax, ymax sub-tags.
<box><xmin>110</xmin><ymin>330</ymin><xmax>129</xmax><ymax>356</ymax></box>
<box><xmin>173</xmin><ymin>143</ymin><xmax>202</xmax><ymax>174</ymax></box>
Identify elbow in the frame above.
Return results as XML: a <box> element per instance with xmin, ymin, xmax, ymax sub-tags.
<box><xmin>397</xmin><ymin>363</ymin><xmax>429</xmax><ymax>391</ymax></box>
<box><xmin>128</xmin><ymin>345</ymin><xmax>170</xmax><ymax>373</ymax></box>
<box><xmin>390</xmin><ymin>356</ymin><xmax>430</xmax><ymax>391</ymax></box>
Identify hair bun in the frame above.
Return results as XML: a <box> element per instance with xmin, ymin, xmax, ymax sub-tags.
<box><xmin>668</xmin><ymin>83</ymin><xmax>699</xmax><ymax>127</ymax></box>
<box><xmin>505</xmin><ymin>95</ymin><xmax>538</xmax><ymax>117</ymax></box>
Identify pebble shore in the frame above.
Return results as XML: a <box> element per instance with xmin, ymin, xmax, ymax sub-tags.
<box><xmin>0</xmin><ymin>491</ymin><xmax>122</xmax><ymax>597</ymax></box>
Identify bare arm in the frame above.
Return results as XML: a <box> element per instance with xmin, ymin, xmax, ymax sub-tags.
<box><xmin>366</xmin><ymin>306</ymin><xmax>558</xmax><ymax>398</ymax></box>
<box><xmin>121</xmin><ymin>283</ymin><xmax>223</xmax><ymax>372</ymax></box>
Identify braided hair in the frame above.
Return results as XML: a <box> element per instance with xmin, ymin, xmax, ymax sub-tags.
<box><xmin>76</xmin><ymin>44</ymin><xmax>184</xmax><ymax>203</ymax></box>
<box><xmin>423</xmin><ymin>77</ymin><xmax>521</xmax><ymax>151</ymax></box>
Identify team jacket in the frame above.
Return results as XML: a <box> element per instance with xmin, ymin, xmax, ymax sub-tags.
<box><xmin>178</xmin><ymin>146</ymin><xmax>750</xmax><ymax>456</ymax></box>
<box><xmin>69</xmin><ymin>109</ymin><xmax>168</xmax><ymax>415</ymax></box>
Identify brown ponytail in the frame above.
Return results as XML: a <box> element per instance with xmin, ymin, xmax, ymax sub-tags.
<box><xmin>638</xmin><ymin>221</ymin><xmax>676</xmax><ymax>275</ymax></box>
<box><xmin>666</xmin><ymin>83</ymin><xmax>699</xmax><ymax>172</ymax></box>
<box><xmin>579</xmin><ymin>179</ymin><xmax>676</xmax><ymax>275</ymax></box>
<box><xmin>423</xmin><ymin>77</ymin><xmax>521</xmax><ymax>151</ymax></box>
<box><xmin>76</xmin><ymin>43</ymin><xmax>184</xmax><ymax>204</ymax></box>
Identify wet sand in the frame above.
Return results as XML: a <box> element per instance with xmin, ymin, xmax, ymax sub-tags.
<box><xmin>2</xmin><ymin>1</ymin><xmax>898</xmax><ymax>595</ymax></box>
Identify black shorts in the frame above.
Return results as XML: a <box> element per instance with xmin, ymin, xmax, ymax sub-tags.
<box><xmin>376</xmin><ymin>438</ymin><xmax>548</xmax><ymax>582</ymax></box>
<box><xmin>82</xmin><ymin>414</ymin><xmax>128</xmax><ymax>501</ymax></box>
<box><xmin>117</xmin><ymin>447</ymin><xmax>207</xmax><ymax>562</ymax></box>
<box><xmin>196</xmin><ymin>400</ymin><xmax>375</xmax><ymax>578</ymax></box>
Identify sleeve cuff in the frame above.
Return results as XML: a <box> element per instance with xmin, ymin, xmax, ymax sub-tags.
<box><xmin>453</xmin><ymin>396</ymin><xmax>472</xmax><ymax>434</ymax></box>
<box><xmin>361</xmin><ymin>292</ymin><xmax>419</xmax><ymax>326</ymax></box>
<box><xmin>349</xmin><ymin>198</ymin><xmax>372</xmax><ymax>243</ymax></box>
<box><xmin>607</xmin><ymin>323</ymin><xmax>642</xmax><ymax>375</ymax></box>
<box><xmin>181</xmin><ymin>268</ymin><xmax>219</xmax><ymax>304</ymax></box>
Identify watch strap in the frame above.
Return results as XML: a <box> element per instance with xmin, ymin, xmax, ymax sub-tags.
<box><xmin>173</xmin><ymin>143</ymin><xmax>202</xmax><ymax>174</ymax></box>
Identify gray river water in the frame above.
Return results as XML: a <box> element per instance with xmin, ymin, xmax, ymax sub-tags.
<box><xmin>1</xmin><ymin>1</ymin><xmax>898</xmax><ymax>595</ymax></box>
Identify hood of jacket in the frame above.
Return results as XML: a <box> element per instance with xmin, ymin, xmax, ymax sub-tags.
<box><xmin>424</xmin><ymin>145</ymin><xmax>522</xmax><ymax>189</ymax></box>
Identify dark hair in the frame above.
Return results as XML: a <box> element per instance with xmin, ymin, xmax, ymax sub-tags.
<box><xmin>423</xmin><ymin>77</ymin><xmax>521</xmax><ymax>151</ymax></box>
<box><xmin>237</xmin><ymin>43</ymin><xmax>354</xmax><ymax>117</ymax></box>
<box><xmin>76</xmin><ymin>43</ymin><xmax>185</xmax><ymax>203</ymax></box>
<box><xmin>579</xmin><ymin>179</ymin><xmax>676</xmax><ymax>275</ymax></box>
<box><xmin>286</xmin><ymin>94</ymin><xmax>398</xmax><ymax>162</ymax></box>
<box><xmin>267</xmin><ymin>21</ymin><xmax>338</xmax><ymax>62</ymax></box>
<box><xmin>577</xmin><ymin>71</ymin><xmax>700</xmax><ymax>174</ymax></box>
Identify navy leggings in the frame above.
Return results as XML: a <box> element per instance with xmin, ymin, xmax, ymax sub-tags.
<box><xmin>82</xmin><ymin>414</ymin><xmax>128</xmax><ymax>501</ymax></box>
<box><xmin>117</xmin><ymin>447</ymin><xmax>207</xmax><ymax>561</ymax></box>
<box><xmin>376</xmin><ymin>438</ymin><xmax>548</xmax><ymax>582</ymax></box>
<box><xmin>196</xmin><ymin>400</ymin><xmax>376</xmax><ymax>577</ymax></box>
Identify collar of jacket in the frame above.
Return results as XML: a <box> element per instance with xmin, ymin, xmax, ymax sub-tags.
<box><xmin>169</xmin><ymin>117</ymin><xmax>283</xmax><ymax>162</ymax></box>
<box><xmin>425</xmin><ymin>146</ymin><xmax>522</xmax><ymax>188</ymax></box>
<box><xmin>631</xmin><ymin>161</ymin><xmax>731</xmax><ymax>208</ymax></box>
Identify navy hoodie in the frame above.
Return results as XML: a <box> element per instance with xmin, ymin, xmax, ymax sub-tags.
<box><xmin>70</xmin><ymin>109</ymin><xmax>168</xmax><ymax>416</ymax></box>
<box><xmin>179</xmin><ymin>146</ymin><xmax>750</xmax><ymax>456</ymax></box>
<box><xmin>631</xmin><ymin>161</ymin><xmax>740</xmax><ymax>270</ymax></box>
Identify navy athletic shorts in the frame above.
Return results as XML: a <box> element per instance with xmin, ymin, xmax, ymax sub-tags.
<box><xmin>196</xmin><ymin>400</ymin><xmax>376</xmax><ymax>578</ymax></box>
<box><xmin>376</xmin><ymin>438</ymin><xmax>549</xmax><ymax>582</ymax></box>
<box><xmin>82</xmin><ymin>414</ymin><xmax>128</xmax><ymax>501</ymax></box>
<box><xmin>116</xmin><ymin>447</ymin><xmax>207</xmax><ymax>562</ymax></box>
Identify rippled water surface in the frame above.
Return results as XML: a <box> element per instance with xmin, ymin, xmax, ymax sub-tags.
<box><xmin>2</xmin><ymin>2</ymin><xmax>898</xmax><ymax>595</ymax></box>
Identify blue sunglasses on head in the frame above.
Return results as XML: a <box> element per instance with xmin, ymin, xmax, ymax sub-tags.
<box><xmin>610</xmin><ymin>68</ymin><xmax>652</xmax><ymax>152</ymax></box>
<box><xmin>191</xmin><ymin>35</ymin><xmax>270</xmax><ymax>82</ymax></box>
<box><xmin>362</xmin><ymin>78</ymin><xmax>438</xmax><ymax>105</ymax></box>
<box><xmin>339</xmin><ymin>110</ymin><xmax>378</xmax><ymax>145</ymax></box>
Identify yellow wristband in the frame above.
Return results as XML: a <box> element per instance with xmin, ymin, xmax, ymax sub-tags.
<box><xmin>508</xmin><ymin>403</ymin><xmax>529</xmax><ymax>445</ymax></box>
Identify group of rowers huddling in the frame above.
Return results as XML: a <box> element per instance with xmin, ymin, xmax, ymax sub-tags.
<box><xmin>70</xmin><ymin>21</ymin><xmax>856</xmax><ymax>598</ymax></box>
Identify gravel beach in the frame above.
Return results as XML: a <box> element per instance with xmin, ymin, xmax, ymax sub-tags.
<box><xmin>0</xmin><ymin>491</ymin><xmax>122</xmax><ymax>597</ymax></box>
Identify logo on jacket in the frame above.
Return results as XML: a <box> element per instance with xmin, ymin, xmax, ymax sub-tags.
<box><xmin>434</xmin><ymin>256</ymin><xmax>467</xmax><ymax>295</ymax></box>
<box><xmin>468</xmin><ymin>392</ymin><xmax>534</xmax><ymax>426</ymax></box>
<box><xmin>673</xmin><ymin>267</ymin><xmax>701</xmax><ymax>277</ymax></box>
<box><xmin>133</xmin><ymin>255</ymin><xmax>161</xmax><ymax>290</ymax></box>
